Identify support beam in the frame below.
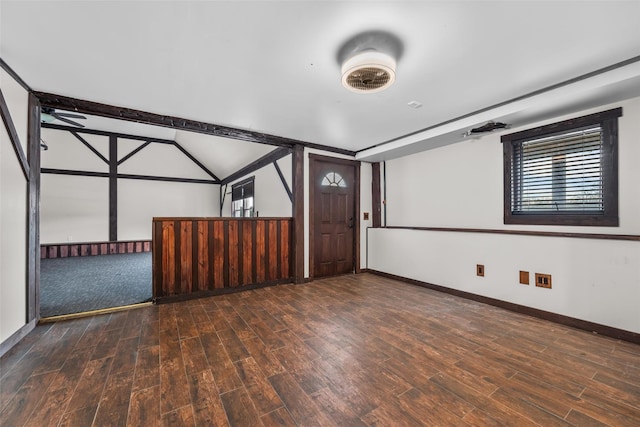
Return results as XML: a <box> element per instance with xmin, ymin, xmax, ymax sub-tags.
<box><xmin>219</xmin><ymin>184</ymin><xmax>228</xmax><ymax>214</ymax></box>
<box><xmin>41</xmin><ymin>168</ymin><xmax>217</xmax><ymax>184</ymax></box>
<box><xmin>273</xmin><ymin>161</ymin><xmax>293</xmax><ymax>203</ymax></box>
<box><xmin>292</xmin><ymin>145</ymin><xmax>304</xmax><ymax>283</ymax></box>
<box><xmin>109</xmin><ymin>136</ymin><xmax>117</xmax><ymax>241</ymax></box>
<box><xmin>173</xmin><ymin>141</ymin><xmax>220</xmax><ymax>181</ymax></box>
<box><xmin>42</xmin><ymin>122</ymin><xmax>175</xmax><ymax>144</ymax></box>
<box><xmin>371</xmin><ymin>162</ymin><xmax>381</xmax><ymax>228</ymax></box>
<box><xmin>117</xmin><ymin>141</ymin><xmax>151</xmax><ymax>165</ymax></box>
<box><xmin>0</xmin><ymin>58</ymin><xmax>32</xmax><ymax>92</ymax></box>
<box><xmin>0</xmin><ymin>88</ymin><xmax>29</xmax><ymax>179</ymax></box>
<box><xmin>221</xmin><ymin>146</ymin><xmax>291</xmax><ymax>185</ymax></box>
<box><xmin>70</xmin><ymin>131</ymin><xmax>109</xmax><ymax>164</ymax></box>
<box><xmin>27</xmin><ymin>93</ymin><xmax>41</xmax><ymax>321</ymax></box>
<box><xmin>36</xmin><ymin>92</ymin><xmax>357</xmax><ymax>156</ymax></box>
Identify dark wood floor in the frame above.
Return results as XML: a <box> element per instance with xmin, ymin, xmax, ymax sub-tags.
<box><xmin>1</xmin><ymin>273</ymin><xmax>639</xmax><ymax>426</ymax></box>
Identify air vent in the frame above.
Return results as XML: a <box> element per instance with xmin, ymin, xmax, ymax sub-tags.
<box><xmin>470</xmin><ymin>121</ymin><xmax>508</xmax><ymax>134</ymax></box>
<box><xmin>341</xmin><ymin>51</ymin><xmax>396</xmax><ymax>93</ymax></box>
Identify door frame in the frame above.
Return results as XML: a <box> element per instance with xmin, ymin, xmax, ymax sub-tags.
<box><xmin>309</xmin><ymin>153</ymin><xmax>360</xmax><ymax>279</ymax></box>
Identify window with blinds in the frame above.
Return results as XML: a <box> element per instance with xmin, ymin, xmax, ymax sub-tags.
<box><xmin>502</xmin><ymin>108</ymin><xmax>620</xmax><ymax>226</ymax></box>
<box><xmin>513</xmin><ymin>126</ymin><xmax>603</xmax><ymax>213</ymax></box>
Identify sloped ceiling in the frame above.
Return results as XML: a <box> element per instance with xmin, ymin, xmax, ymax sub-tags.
<box><xmin>2</xmin><ymin>1</ymin><xmax>640</xmax><ymax>162</ymax></box>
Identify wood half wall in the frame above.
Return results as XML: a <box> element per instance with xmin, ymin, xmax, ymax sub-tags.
<box><xmin>153</xmin><ymin>217</ymin><xmax>292</xmax><ymax>302</ymax></box>
<box><xmin>41</xmin><ymin>240</ymin><xmax>151</xmax><ymax>258</ymax></box>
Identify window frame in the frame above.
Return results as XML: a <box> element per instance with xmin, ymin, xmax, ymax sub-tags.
<box><xmin>231</xmin><ymin>176</ymin><xmax>255</xmax><ymax>218</ymax></box>
<box><xmin>502</xmin><ymin>107</ymin><xmax>621</xmax><ymax>227</ymax></box>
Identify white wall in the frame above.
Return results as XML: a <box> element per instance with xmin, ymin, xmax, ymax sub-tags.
<box><xmin>368</xmin><ymin>97</ymin><xmax>640</xmax><ymax>333</ymax></box>
<box><xmin>119</xmin><ymin>179</ymin><xmax>219</xmax><ymax>240</ymax></box>
<box><xmin>0</xmin><ymin>71</ymin><xmax>29</xmax><ymax>344</ymax></box>
<box><xmin>221</xmin><ymin>154</ymin><xmax>293</xmax><ymax>218</ymax></box>
<box><xmin>40</xmin><ymin>175</ymin><xmax>109</xmax><ymax>243</ymax></box>
<box><xmin>40</xmin><ymin>129</ymin><xmax>218</xmax><ymax>242</ymax></box>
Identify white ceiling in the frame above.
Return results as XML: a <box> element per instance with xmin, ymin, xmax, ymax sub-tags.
<box><xmin>2</xmin><ymin>1</ymin><xmax>640</xmax><ymax>162</ymax></box>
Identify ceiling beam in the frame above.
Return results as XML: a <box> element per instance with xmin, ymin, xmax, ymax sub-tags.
<box><xmin>0</xmin><ymin>57</ymin><xmax>32</xmax><ymax>92</ymax></box>
<box><xmin>41</xmin><ymin>122</ymin><xmax>175</xmax><ymax>144</ymax></box>
<box><xmin>173</xmin><ymin>141</ymin><xmax>220</xmax><ymax>182</ymax></box>
<box><xmin>35</xmin><ymin>92</ymin><xmax>356</xmax><ymax>156</ymax></box>
<box><xmin>41</xmin><ymin>168</ymin><xmax>217</xmax><ymax>184</ymax></box>
<box><xmin>221</xmin><ymin>147</ymin><xmax>291</xmax><ymax>185</ymax></box>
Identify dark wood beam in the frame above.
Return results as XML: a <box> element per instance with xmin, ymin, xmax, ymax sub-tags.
<box><xmin>35</xmin><ymin>92</ymin><xmax>357</xmax><ymax>156</ymax></box>
<box><xmin>221</xmin><ymin>147</ymin><xmax>291</xmax><ymax>185</ymax></box>
<box><xmin>41</xmin><ymin>168</ymin><xmax>217</xmax><ymax>184</ymax></box>
<box><xmin>371</xmin><ymin>162</ymin><xmax>381</xmax><ymax>228</ymax></box>
<box><xmin>219</xmin><ymin>184</ymin><xmax>228</xmax><ymax>214</ymax></box>
<box><xmin>173</xmin><ymin>141</ymin><xmax>220</xmax><ymax>182</ymax></box>
<box><xmin>42</xmin><ymin>122</ymin><xmax>175</xmax><ymax>144</ymax></box>
<box><xmin>0</xmin><ymin>57</ymin><xmax>32</xmax><ymax>92</ymax></box>
<box><xmin>0</xmin><ymin>88</ymin><xmax>29</xmax><ymax>179</ymax></box>
<box><xmin>70</xmin><ymin>131</ymin><xmax>109</xmax><ymax>164</ymax></box>
<box><xmin>117</xmin><ymin>141</ymin><xmax>151</xmax><ymax>165</ymax></box>
<box><xmin>292</xmin><ymin>145</ymin><xmax>305</xmax><ymax>283</ymax></box>
<box><xmin>109</xmin><ymin>136</ymin><xmax>118</xmax><ymax>242</ymax></box>
<box><xmin>273</xmin><ymin>161</ymin><xmax>293</xmax><ymax>203</ymax></box>
<box><xmin>27</xmin><ymin>93</ymin><xmax>41</xmax><ymax>321</ymax></box>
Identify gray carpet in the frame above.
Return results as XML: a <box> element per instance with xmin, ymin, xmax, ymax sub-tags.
<box><xmin>40</xmin><ymin>252</ymin><xmax>152</xmax><ymax>317</ymax></box>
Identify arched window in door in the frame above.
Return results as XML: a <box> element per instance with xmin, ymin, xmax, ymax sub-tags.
<box><xmin>321</xmin><ymin>172</ymin><xmax>347</xmax><ymax>188</ymax></box>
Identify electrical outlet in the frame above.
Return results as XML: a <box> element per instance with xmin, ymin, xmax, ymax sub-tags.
<box><xmin>535</xmin><ymin>273</ymin><xmax>552</xmax><ymax>289</ymax></box>
<box><xmin>519</xmin><ymin>271</ymin><xmax>529</xmax><ymax>285</ymax></box>
<box><xmin>477</xmin><ymin>264</ymin><xmax>484</xmax><ymax>277</ymax></box>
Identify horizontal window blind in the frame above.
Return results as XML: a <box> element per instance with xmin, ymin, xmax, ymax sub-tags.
<box><xmin>512</xmin><ymin>126</ymin><xmax>603</xmax><ymax>213</ymax></box>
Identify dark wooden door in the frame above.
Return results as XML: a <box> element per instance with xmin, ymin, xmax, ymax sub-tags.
<box><xmin>312</xmin><ymin>160</ymin><xmax>356</xmax><ymax>277</ymax></box>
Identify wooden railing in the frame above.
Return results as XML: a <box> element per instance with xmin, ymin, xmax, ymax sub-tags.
<box><xmin>152</xmin><ymin>217</ymin><xmax>293</xmax><ymax>301</ymax></box>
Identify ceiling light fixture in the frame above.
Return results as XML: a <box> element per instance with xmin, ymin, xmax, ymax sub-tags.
<box><xmin>341</xmin><ymin>51</ymin><xmax>396</xmax><ymax>93</ymax></box>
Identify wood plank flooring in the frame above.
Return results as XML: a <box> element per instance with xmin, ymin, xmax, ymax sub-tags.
<box><xmin>1</xmin><ymin>273</ymin><xmax>639</xmax><ymax>426</ymax></box>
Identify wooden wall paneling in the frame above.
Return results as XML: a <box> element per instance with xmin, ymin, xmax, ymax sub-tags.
<box><xmin>268</xmin><ymin>220</ymin><xmax>278</xmax><ymax>281</ymax></box>
<box><xmin>243</xmin><ymin>221</ymin><xmax>254</xmax><ymax>285</ymax></box>
<box><xmin>152</xmin><ymin>218</ymin><xmax>294</xmax><ymax>301</ymax></box>
<box><xmin>276</xmin><ymin>220</ymin><xmax>282</xmax><ymax>280</ymax></box>
<box><xmin>197</xmin><ymin>221</ymin><xmax>209</xmax><ymax>292</ymax></box>
<box><xmin>152</xmin><ymin>222</ymin><xmax>162</xmax><ymax>299</ymax></box>
<box><xmin>256</xmin><ymin>220</ymin><xmax>266</xmax><ymax>283</ymax></box>
<box><xmin>214</xmin><ymin>221</ymin><xmax>224</xmax><ymax>289</ymax></box>
<box><xmin>161</xmin><ymin>221</ymin><xmax>176</xmax><ymax>296</ymax></box>
<box><xmin>227</xmin><ymin>221</ymin><xmax>238</xmax><ymax>287</ymax></box>
<box><xmin>180</xmin><ymin>221</ymin><xmax>193</xmax><ymax>294</ymax></box>
<box><xmin>238</xmin><ymin>221</ymin><xmax>244</xmax><ymax>286</ymax></box>
<box><xmin>280</xmin><ymin>220</ymin><xmax>290</xmax><ymax>279</ymax></box>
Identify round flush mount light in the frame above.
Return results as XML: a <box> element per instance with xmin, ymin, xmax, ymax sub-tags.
<box><xmin>341</xmin><ymin>51</ymin><xmax>396</xmax><ymax>93</ymax></box>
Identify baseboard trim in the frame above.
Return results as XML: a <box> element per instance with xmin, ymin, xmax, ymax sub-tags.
<box><xmin>154</xmin><ymin>279</ymin><xmax>294</xmax><ymax>304</ymax></box>
<box><xmin>366</xmin><ymin>269</ymin><xmax>640</xmax><ymax>345</ymax></box>
<box><xmin>0</xmin><ymin>319</ymin><xmax>37</xmax><ymax>358</ymax></box>
<box><xmin>39</xmin><ymin>302</ymin><xmax>153</xmax><ymax>324</ymax></box>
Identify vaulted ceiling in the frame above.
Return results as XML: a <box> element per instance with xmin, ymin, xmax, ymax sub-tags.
<box><xmin>2</xmin><ymin>1</ymin><xmax>640</xmax><ymax>163</ymax></box>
